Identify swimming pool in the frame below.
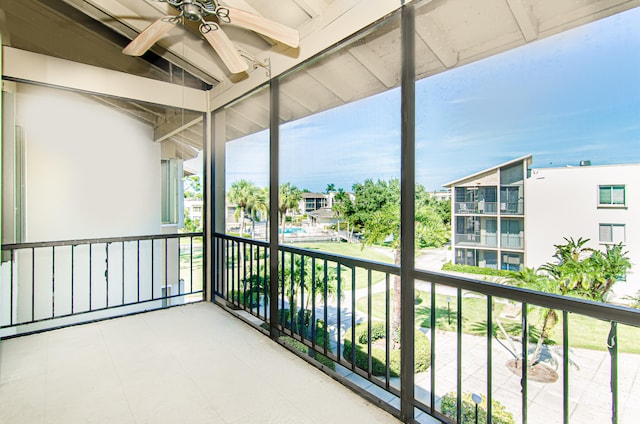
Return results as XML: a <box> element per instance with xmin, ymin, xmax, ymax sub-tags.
<box><xmin>280</xmin><ymin>227</ymin><xmax>307</xmax><ymax>234</ymax></box>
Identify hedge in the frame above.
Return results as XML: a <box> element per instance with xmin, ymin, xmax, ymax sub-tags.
<box><xmin>440</xmin><ymin>392</ymin><xmax>515</xmax><ymax>424</ymax></box>
<box><xmin>343</xmin><ymin>322</ymin><xmax>431</xmax><ymax>377</ymax></box>
<box><xmin>441</xmin><ymin>262</ymin><xmax>519</xmax><ymax>279</ymax></box>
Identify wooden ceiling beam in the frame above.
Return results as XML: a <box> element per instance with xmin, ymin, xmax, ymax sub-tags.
<box><xmin>506</xmin><ymin>0</ymin><xmax>538</xmax><ymax>42</ymax></box>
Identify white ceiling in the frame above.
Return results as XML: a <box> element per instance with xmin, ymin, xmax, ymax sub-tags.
<box><xmin>2</xmin><ymin>0</ymin><xmax>639</xmax><ymax>157</ymax></box>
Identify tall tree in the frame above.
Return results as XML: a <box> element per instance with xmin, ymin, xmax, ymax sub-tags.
<box><xmin>348</xmin><ymin>178</ymin><xmax>447</xmax><ymax>345</ymax></box>
<box><xmin>331</xmin><ymin>188</ymin><xmax>354</xmax><ymax>237</ymax></box>
<box><xmin>183</xmin><ymin>175</ymin><xmax>202</xmax><ymax>200</ymax></box>
<box><xmin>279</xmin><ymin>183</ymin><xmax>302</xmax><ymax>243</ymax></box>
<box><xmin>227</xmin><ymin>179</ymin><xmax>258</xmax><ymax>237</ymax></box>
<box><xmin>510</xmin><ymin>238</ymin><xmax>632</xmax><ymax>363</ymax></box>
<box><xmin>246</xmin><ymin>187</ymin><xmax>269</xmax><ymax>240</ymax></box>
<box><xmin>541</xmin><ymin>237</ymin><xmax>631</xmax><ymax>301</ymax></box>
<box><xmin>325</xmin><ymin>183</ymin><xmax>336</xmax><ymax>194</ymax></box>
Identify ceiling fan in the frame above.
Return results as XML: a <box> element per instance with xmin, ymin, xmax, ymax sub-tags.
<box><xmin>123</xmin><ymin>0</ymin><xmax>300</xmax><ymax>74</ymax></box>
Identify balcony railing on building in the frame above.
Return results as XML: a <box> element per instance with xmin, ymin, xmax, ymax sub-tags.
<box><xmin>455</xmin><ymin>201</ymin><xmax>498</xmax><ymax>215</ymax></box>
<box><xmin>0</xmin><ymin>233</ymin><xmax>204</xmax><ymax>337</ymax></box>
<box><xmin>212</xmin><ymin>233</ymin><xmax>639</xmax><ymax>424</ymax></box>
<box><xmin>501</xmin><ymin>234</ymin><xmax>525</xmax><ymax>249</ymax></box>
<box><xmin>2</xmin><ymin>231</ymin><xmax>639</xmax><ymax>424</ymax></box>
<box><xmin>500</xmin><ymin>201</ymin><xmax>524</xmax><ymax>215</ymax></box>
<box><xmin>455</xmin><ymin>233</ymin><xmax>498</xmax><ymax>247</ymax></box>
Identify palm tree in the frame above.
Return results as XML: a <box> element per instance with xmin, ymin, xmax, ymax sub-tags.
<box><xmin>581</xmin><ymin>242</ymin><xmax>631</xmax><ymax>301</ymax></box>
<box><xmin>279</xmin><ymin>183</ymin><xmax>302</xmax><ymax>243</ymax></box>
<box><xmin>281</xmin><ymin>255</ymin><xmax>340</xmax><ymax>335</ymax></box>
<box><xmin>332</xmin><ymin>188</ymin><xmax>353</xmax><ymax>237</ymax></box>
<box><xmin>246</xmin><ymin>187</ymin><xmax>269</xmax><ymax>240</ymax></box>
<box><xmin>325</xmin><ymin>183</ymin><xmax>336</xmax><ymax>194</ymax></box>
<box><xmin>509</xmin><ymin>267</ymin><xmax>560</xmax><ymax>364</ymax></box>
<box><xmin>227</xmin><ymin>179</ymin><xmax>258</xmax><ymax>237</ymax></box>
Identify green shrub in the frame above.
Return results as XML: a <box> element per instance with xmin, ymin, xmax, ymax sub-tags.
<box><xmin>440</xmin><ymin>392</ymin><xmax>515</xmax><ymax>424</ymax></box>
<box><xmin>357</xmin><ymin>322</ymin><xmax>387</xmax><ymax>344</ymax></box>
<box><xmin>441</xmin><ymin>262</ymin><xmax>519</xmax><ymax>279</ymax></box>
<box><xmin>279</xmin><ymin>319</ymin><xmax>335</xmax><ymax>370</ymax></box>
<box><xmin>229</xmin><ymin>290</ymin><xmax>261</xmax><ymax>308</ymax></box>
<box><xmin>343</xmin><ymin>323</ymin><xmax>431</xmax><ymax>377</ymax></box>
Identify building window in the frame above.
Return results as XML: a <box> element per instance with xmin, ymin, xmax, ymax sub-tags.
<box><xmin>599</xmin><ymin>185</ymin><xmax>625</xmax><ymax>206</ymax></box>
<box><xmin>161</xmin><ymin>159</ymin><xmax>184</xmax><ymax>225</ymax></box>
<box><xmin>599</xmin><ymin>224</ymin><xmax>625</xmax><ymax>244</ymax></box>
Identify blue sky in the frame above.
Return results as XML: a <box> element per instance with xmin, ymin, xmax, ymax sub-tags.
<box><xmin>225</xmin><ymin>7</ymin><xmax>640</xmax><ymax>192</ymax></box>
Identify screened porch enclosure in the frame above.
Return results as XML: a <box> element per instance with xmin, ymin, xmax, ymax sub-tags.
<box><xmin>2</xmin><ymin>0</ymin><xmax>640</xmax><ymax>423</ymax></box>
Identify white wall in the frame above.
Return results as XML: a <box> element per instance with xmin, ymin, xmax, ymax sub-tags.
<box><xmin>525</xmin><ymin>164</ymin><xmax>640</xmax><ymax>297</ymax></box>
<box><xmin>15</xmin><ymin>83</ymin><xmax>162</xmax><ymax>240</ymax></box>
<box><xmin>0</xmin><ymin>84</ymin><xmax>178</xmax><ymax>334</ymax></box>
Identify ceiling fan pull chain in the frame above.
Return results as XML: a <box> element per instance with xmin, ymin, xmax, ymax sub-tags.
<box><xmin>215</xmin><ymin>7</ymin><xmax>231</xmax><ymax>23</ymax></box>
<box><xmin>163</xmin><ymin>15</ymin><xmax>183</xmax><ymax>25</ymax></box>
<box><xmin>200</xmin><ymin>22</ymin><xmax>220</xmax><ymax>34</ymax></box>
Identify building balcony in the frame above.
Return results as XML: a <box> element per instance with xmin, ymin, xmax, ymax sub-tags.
<box><xmin>501</xmin><ymin>234</ymin><xmax>525</xmax><ymax>250</ymax></box>
<box><xmin>500</xmin><ymin>201</ymin><xmax>525</xmax><ymax>215</ymax></box>
<box><xmin>455</xmin><ymin>233</ymin><xmax>498</xmax><ymax>248</ymax></box>
<box><xmin>3</xmin><ymin>233</ymin><xmax>639</xmax><ymax>423</ymax></box>
<box><xmin>454</xmin><ymin>202</ymin><xmax>498</xmax><ymax>215</ymax></box>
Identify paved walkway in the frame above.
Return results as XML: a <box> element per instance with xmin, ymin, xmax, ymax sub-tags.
<box><xmin>287</xmin><ymin>274</ymin><xmax>640</xmax><ymax>424</ymax></box>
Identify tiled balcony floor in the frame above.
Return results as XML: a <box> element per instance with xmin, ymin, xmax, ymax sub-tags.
<box><xmin>0</xmin><ymin>302</ymin><xmax>401</xmax><ymax>424</ymax></box>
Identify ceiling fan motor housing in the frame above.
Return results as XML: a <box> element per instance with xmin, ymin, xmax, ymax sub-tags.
<box><xmin>176</xmin><ymin>0</ymin><xmax>217</xmax><ymax>21</ymax></box>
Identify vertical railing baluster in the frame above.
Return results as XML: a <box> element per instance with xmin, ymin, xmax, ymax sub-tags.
<box><xmin>51</xmin><ymin>246</ymin><xmax>55</xmax><ymax>318</ymax></box>
<box><xmin>430</xmin><ymin>282</ymin><xmax>436</xmax><ymax>410</ymax></box>
<box><xmin>249</xmin><ymin>243</ymin><xmax>254</xmax><ymax>315</ymax></box>
<box><xmin>10</xmin><ymin>249</ymin><xmax>15</xmax><ymax>325</ymax></box>
<box><xmin>456</xmin><ymin>288</ymin><xmax>462</xmax><ymax>422</ymax></box>
<box><xmin>385</xmin><ymin>273</ymin><xmax>391</xmax><ymax>389</ymax></box>
<box><xmin>337</xmin><ymin>262</ymin><xmax>342</xmax><ymax>362</ymax></box>
<box><xmin>225</xmin><ymin>239</ymin><xmax>229</xmax><ymax>298</ymax></box>
<box><xmin>311</xmin><ymin>256</ymin><xmax>317</xmax><ymax>350</ymax></box>
<box><xmin>122</xmin><ymin>241</ymin><xmax>125</xmax><ymax>304</ymax></box>
<box><xmin>151</xmin><ymin>240</ymin><xmax>155</xmax><ymax>300</ymax></box>
<box><xmin>235</xmin><ymin>241</ymin><xmax>240</xmax><ymax>306</ymax></box>
<box><xmin>164</xmin><ymin>238</ymin><xmax>168</xmax><ymax>301</ymax></box>
<box><xmin>608</xmin><ymin>321</ymin><xmax>619</xmax><ymax>424</ymax></box>
<box><xmin>367</xmin><ymin>268</ymin><xmax>372</xmax><ymax>379</ymax></box>
<box><xmin>137</xmin><ymin>240</ymin><xmax>140</xmax><ymax>303</ymax></box>
<box><xmin>522</xmin><ymin>303</ymin><xmax>529</xmax><ymax>424</ymax></box>
<box><xmin>177</xmin><ymin>237</ymin><xmax>181</xmax><ymax>295</ymax></box>
<box><xmin>263</xmin><ymin>246</ymin><xmax>268</xmax><ymax>319</ymax></box>
<box><xmin>300</xmin><ymin>255</ymin><xmax>305</xmax><ymax>341</ymax></box>
<box><xmin>289</xmin><ymin>252</ymin><xmax>295</xmax><ymax>332</ymax></box>
<box><xmin>323</xmin><ymin>259</ymin><xmax>329</xmax><ymax>356</ymax></box>
<box><xmin>563</xmin><ymin>310</ymin><xmax>569</xmax><ymax>424</ymax></box>
<box><xmin>105</xmin><ymin>243</ymin><xmax>110</xmax><ymax>308</ymax></box>
<box><xmin>89</xmin><ymin>244</ymin><xmax>93</xmax><ymax>310</ymax></box>
<box><xmin>243</xmin><ymin>241</ymin><xmax>247</xmax><ymax>310</ymax></box>
<box><xmin>31</xmin><ymin>247</ymin><xmax>35</xmax><ymax>321</ymax></box>
<box><xmin>280</xmin><ymin>249</ymin><xmax>285</xmax><ymax>320</ymax></box>
<box><xmin>487</xmin><ymin>295</ymin><xmax>493</xmax><ymax>423</ymax></box>
<box><xmin>190</xmin><ymin>236</ymin><xmax>194</xmax><ymax>293</ymax></box>
<box><xmin>71</xmin><ymin>245</ymin><xmax>75</xmax><ymax>315</ymax></box>
<box><xmin>350</xmin><ymin>266</ymin><xmax>356</xmax><ymax>370</ymax></box>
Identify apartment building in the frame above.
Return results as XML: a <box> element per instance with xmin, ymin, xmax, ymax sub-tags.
<box><xmin>447</xmin><ymin>157</ymin><xmax>638</xmax><ymax>295</ymax></box>
<box><xmin>444</xmin><ymin>155</ymin><xmax>531</xmax><ymax>271</ymax></box>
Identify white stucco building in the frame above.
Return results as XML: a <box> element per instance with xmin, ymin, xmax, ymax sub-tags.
<box><xmin>446</xmin><ymin>156</ymin><xmax>639</xmax><ymax>297</ymax></box>
<box><xmin>526</xmin><ymin>163</ymin><xmax>639</xmax><ymax>297</ymax></box>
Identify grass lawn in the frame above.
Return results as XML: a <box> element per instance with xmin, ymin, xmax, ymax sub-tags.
<box><xmin>296</xmin><ymin>242</ymin><xmax>396</xmax><ymax>290</ymax></box>
<box><xmin>356</xmin><ymin>291</ymin><xmax>640</xmax><ymax>354</ymax></box>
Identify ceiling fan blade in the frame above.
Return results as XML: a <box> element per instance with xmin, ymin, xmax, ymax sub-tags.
<box><xmin>226</xmin><ymin>7</ymin><xmax>300</xmax><ymax>49</ymax></box>
<box><xmin>123</xmin><ymin>16</ymin><xmax>178</xmax><ymax>56</ymax></box>
<box><xmin>200</xmin><ymin>24</ymin><xmax>248</xmax><ymax>74</ymax></box>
